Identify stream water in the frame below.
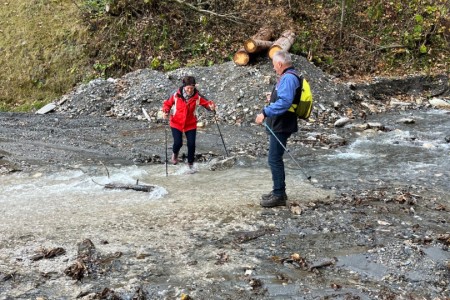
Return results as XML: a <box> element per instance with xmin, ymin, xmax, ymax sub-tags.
<box><xmin>0</xmin><ymin>109</ymin><xmax>448</xmax><ymax>299</ymax></box>
<box><xmin>302</xmin><ymin>109</ymin><xmax>449</xmax><ymax>198</ymax></box>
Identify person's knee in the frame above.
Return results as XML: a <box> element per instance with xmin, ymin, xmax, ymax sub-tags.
<box><xmin>268</xmin><ymin>158</ymin><xmax>282</xmax><ymax>167</ymax></box>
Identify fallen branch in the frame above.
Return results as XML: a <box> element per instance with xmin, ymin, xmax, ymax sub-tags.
<box><xmin>92</xmin><ymin>179</ymin><xmax>155</xmax><ymax>192</ymax></box>
<box><xmin>372</xmin><ymin>43</ymin><xmax>406</xmax><ymax>52</ymax></box>
<box><xmin>171</xmin><ymin>0</ymin><xmax>246</xmax><ymax>24</ymax></box>
<box><xmin>350</xmin><ymin>33</ymin><xmax>377</xmax><ymax>47</ymax></box>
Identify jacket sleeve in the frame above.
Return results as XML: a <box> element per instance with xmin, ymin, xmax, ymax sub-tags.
<box><xmin>263</xmin><ymin>74</ymin><xmax>299</xmax><ymax>117</ymax></box>
<box><xmin>199</xmin><ymin>95</ymin><xmax>214</xmax><ymax>111</ymax></box>
<box><xmin>162</xmin><ymin>94</ymin><xmax>175</xmax><ymax>113</ymax></box>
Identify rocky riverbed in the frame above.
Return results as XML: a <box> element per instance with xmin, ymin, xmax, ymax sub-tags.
<box><xmin>1</xmin><ymin>57</ymin><xmax>449</xmax><ymax>299</ymax></box>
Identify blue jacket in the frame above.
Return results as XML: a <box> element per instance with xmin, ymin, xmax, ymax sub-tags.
<box><xmin>264</xmin><ymin>67</ymin><xmax>300</xmax><ymax>133</ymax></box>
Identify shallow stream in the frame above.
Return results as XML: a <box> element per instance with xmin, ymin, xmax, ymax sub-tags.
<box><xmin>0</xmin><ymin>109</ymin><xmax>448</xmax><ymax>299</ymax></box>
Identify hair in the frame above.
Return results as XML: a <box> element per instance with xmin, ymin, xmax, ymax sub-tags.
<box><xmin>272</xmin><ymin>50</ymin><xmax>292</xmax><ymax>66</ymax></box>
<box><xmin>182</xmin><ymin>76</ymin><xmax>196</xmax><ymax>86</ymax></box>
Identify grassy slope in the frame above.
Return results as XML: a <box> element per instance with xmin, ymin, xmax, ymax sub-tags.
<box><xmin>0</xmin><ymin>0</ymin><xmax>90</xmax><ymax>111</ymax></box>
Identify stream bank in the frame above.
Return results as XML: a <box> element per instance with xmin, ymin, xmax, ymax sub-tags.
<box><xmin>1</xmin><ymin>57</ymin><xmax>449</xmax><ymax>299</ymax></box>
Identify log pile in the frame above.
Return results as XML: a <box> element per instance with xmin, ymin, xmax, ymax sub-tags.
<box><xmin>268</xmin><ymin>30</ymin><xmax>296</xmax><ymax>59</ymax></box>
<box><xmin>233</xmin><ymin>28</ymin><xmax>296</xmax><ymax>66</ymax></box>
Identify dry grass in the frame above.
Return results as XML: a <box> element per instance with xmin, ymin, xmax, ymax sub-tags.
<box><xmin>0</xmin><ymin>0</ymin><xmax>91</xmax><ymax>111</ymax></box>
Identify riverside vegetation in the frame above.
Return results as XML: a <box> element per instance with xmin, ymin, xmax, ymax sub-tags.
<box><xmin>0</xmin><ymin>0</ymin><xmax>449</xmax><ymax>111</ymax></box>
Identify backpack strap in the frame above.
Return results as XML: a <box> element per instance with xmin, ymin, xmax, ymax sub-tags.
<box><xmin>284</xmin><ymin>71</ymin><xmax>303</xmax><ymax>113</ymax></box>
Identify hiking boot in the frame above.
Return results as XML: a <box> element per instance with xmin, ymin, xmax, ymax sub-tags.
<box><xmin>261</xmin><ymin>191</ymin><xmax>288</xmax><ymax>201</ymax></box>
<box><xmin>171</xmin><ymin>153</ymin><xmax>178</xmax><ymax>165</ymax></box>
<box><xmin>260</xmin><ymin>193</ymin><xmax>287</xmax><ymax>208</ymax></box>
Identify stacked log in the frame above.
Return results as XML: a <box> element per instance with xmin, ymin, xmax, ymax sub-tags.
<box><xmin>268</xmin><ymin>30</ymin><xmax>296</xmax><ymax>58</ymax></box>
<box><xmin>244</xmin><ymin>40</ymin><xmax>274</xmax><ymax>54</ymax></box>
<box><xmin>233</xmin><ymin>27</ymin><xmax>274</xmax><ymax>66</ymax></box>
<box><xmin>244</xmin><ymin>27</ymin><xmax>274</xmax><ymax>54</ymax></box>
<box><xmin>233</xmin><ymin>47</ymin><xmax>250</xmax><ymax>66</ymax></box>
<box><xmin>233</xmin><ymin>28</ymin><xmax>296</xmax><ymax>66</ymax></box>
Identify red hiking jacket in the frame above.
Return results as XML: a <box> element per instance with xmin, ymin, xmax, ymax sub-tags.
<box><xmin>162</xmin><ymin>88</ymin><xmax>214</xmax><ymax>132</ymax></box>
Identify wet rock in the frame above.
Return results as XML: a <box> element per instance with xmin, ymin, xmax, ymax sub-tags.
<box><xmin>334</xmin><ymin>117</ymin><xmax>351</xmax><ymax>128</ymax></box>
<box><xmin>429</xmin><ymin>98</ymin><xmax>450</xmax><ymax>109</ymax></box>
<box><xmin>0</xmin><ymin>159</ymin><xmax>21</xmax><ymax>174</ymax></box>
<box><xmin>208</xmin><ymin>156</ymin><xmax>236</xmax><ymax>171</ymax></box>
<box><xmin>367</xmin><ymin>122</ymin><xmax>384</xmax><ymax>130</ymax></box>
<box><xmin>361</xmin><ymin>101</ymin><xmax>380</xmax><ymax>113</ymax></box>
<box><xmin>397</xmin><ymin>117</ymin><xmax>415</xmax><ymax>124</ymax></box>
<box><xmin>349</xmin><ymin>123</ymin><xmax>369</xmax><ymax>131</ymax></box>
<box><xmin>35</xmin><ymin>102</ymin><xmax>56</xmax><ymax>114</ymax></box>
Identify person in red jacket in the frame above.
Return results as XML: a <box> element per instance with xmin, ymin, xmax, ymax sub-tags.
<box><xmin>162</xmin><ymin>76</ymin><xmax>216</xmax><ymax>168</ymax></box>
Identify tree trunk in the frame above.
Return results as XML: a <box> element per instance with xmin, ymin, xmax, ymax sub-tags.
<box><xmin>244</xmin><ymin>27</ymin><xmax>274</xmax><ymax>53</ymax></box>
<box><xmin>233</xmin><ymin>47</ymin><xmax>250</xmax><ymax>66</ymax></box>
<box><xmin>244</xmin><ymin>39</ymin><xmax>274</xmax><ymax>54</ymax></box>
<box><xmin>268</xmin><ymin>30</ymin><xmax>296</xmax><ymax>58</ymax></box>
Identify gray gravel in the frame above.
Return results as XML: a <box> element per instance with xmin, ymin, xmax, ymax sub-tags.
<box><xmin>0</xmin><ymin>56</ymin><xmax>449</xmax><ymax>299</ymax></box>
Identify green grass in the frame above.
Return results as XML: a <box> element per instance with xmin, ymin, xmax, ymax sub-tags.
<box><xmin>0</xmin><ymin>0</ymin><xmax>91</xmax><ymax>111</ymax></box>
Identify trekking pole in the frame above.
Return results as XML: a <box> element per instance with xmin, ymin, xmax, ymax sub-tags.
<box><xmin>213</xmin><ymin>111</ymin><xmax>229</xmax><ymax>157</ymax></box>
<box><xmin>164</xmin><ymin>120</ymin><xmax>168</xmax><ymax>177</ymax></box>
<box><xmin>263</xmin><ymin>121</ymin><xmax>311</xmax><ymax>181</ymax></box>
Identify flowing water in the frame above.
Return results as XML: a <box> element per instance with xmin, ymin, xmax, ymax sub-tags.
<box><xmin>302</xmin><ymin>109</ymin><xmax>449</xmax><ymax>198</ymax></box>
<box><xmin>0</xmin><ymin>109</ymin><xmax>448</xmax><ymax>299</ymax></box>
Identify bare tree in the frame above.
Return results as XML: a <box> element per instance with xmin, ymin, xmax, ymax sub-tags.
<box><xmin>340</xmin><ymin>0</ymin><xmax>345</xmax><ymax>43</ymax></box>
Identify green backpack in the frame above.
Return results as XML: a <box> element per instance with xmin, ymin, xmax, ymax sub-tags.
<box><xmin>286</xmin><ymin>71</ymin><xmax>313</xmax><ymax>120</ymax></box>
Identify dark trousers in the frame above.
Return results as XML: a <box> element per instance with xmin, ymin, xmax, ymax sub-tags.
<box><xmin>268</xmin><ymin>132</ymin><xmax>291</xmax><ymax>195</ymax></box>
<box><xmin>171</xmin><ymin>127</ymin><xmax>196</xmax><ymax>164</ymax></box>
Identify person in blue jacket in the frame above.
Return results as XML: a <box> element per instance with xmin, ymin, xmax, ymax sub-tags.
<box><xmin>255</xmin><ymin>50</ymin><xmax>301</xmax><ymax>207</ymax></box>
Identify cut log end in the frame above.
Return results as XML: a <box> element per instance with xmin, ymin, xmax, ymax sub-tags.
<box><xmin>244</xmin><ymin>40</ymin><xmax>257</xmax><ymax>53</ymax></box>
<box><xmin>268</xmin><ymin>46</ymin><xmax>283</xmax><ymax>59</ymax></box>
<box><xmin>233</xmin><ymin>50</ymin><xmax>250</xmax><ymax>66</ymax></box>
<box><xmin>244</xmin><ymin>39</ymin><xmax>273</xmax><ymax>54</ymax></box>
<box><xmin>269</xmin><ymin>30</ymin><xmax>296</xmax><ymax>58</ymax></box>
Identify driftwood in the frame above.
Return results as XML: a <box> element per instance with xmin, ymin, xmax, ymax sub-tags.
<box><xmin>92</xmin><ymin>179</ymin><xmax>155</xmax><ymax>192</ymax></box>
<box><xmin>244</xmin><ymin>27</ymin><xmax>274</xmax><ymax>53</ymax></box>
<box><xmin>103</xmin><ymin>182</ymin><xmax>155</xmax><ymax>192</ymax></box>
<box><xmin>269</xmin><ymin>30</ymin><xmax>296</xmax><ymax>58</ymax></box>
<box><xmin>233</xmin><ymin>47</ymin><xmax>250</xmax><ymax>66</ymax></box>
